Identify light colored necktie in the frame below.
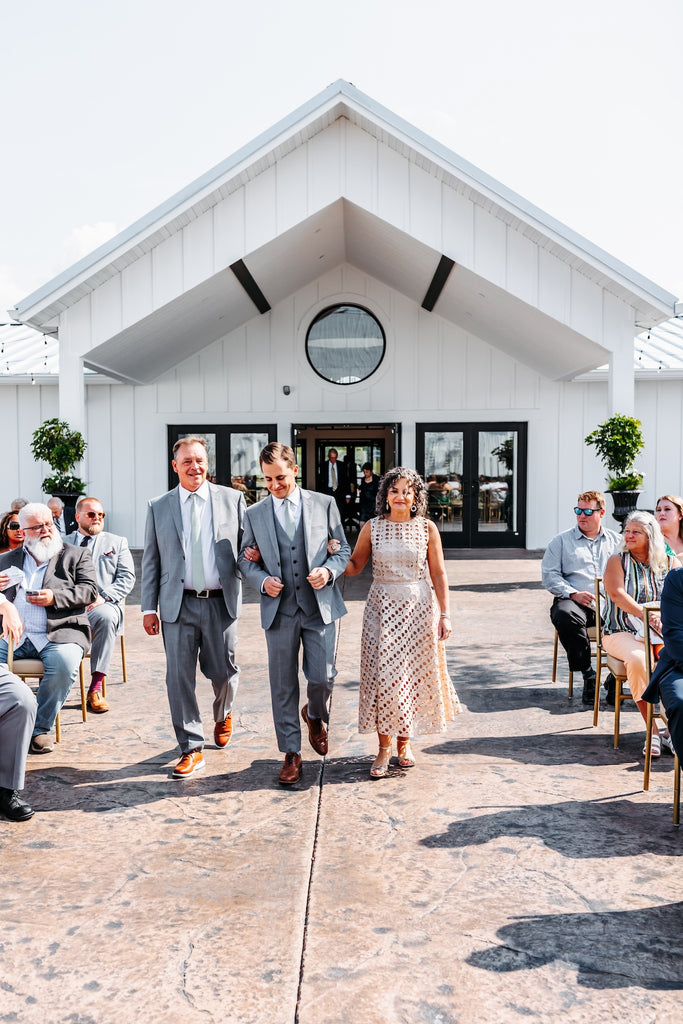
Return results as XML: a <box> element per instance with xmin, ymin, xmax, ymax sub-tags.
<box><xmin>331</xmin><ymin>464</ymin><xmax>337</xmax><ymax>490</ymax></box>
<box><xmin>283</xmin><ymin>497</ymin><xmax>296</xmax><ymax>541</ymax></box>
<box><xmin>190</xmin><ymin>493</ymin><xmax>206</xmax><ymax>592</ymax></box>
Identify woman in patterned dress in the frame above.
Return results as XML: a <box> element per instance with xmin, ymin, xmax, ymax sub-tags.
<box><xmin>602</xmin><ymin>511</ymin><xmax>679</xmax><ymax>757</ymax></box>
<box><xmin>344</xmin><ymin>468</ymin><xmax>460</xmax><ymax>777</ymax></box>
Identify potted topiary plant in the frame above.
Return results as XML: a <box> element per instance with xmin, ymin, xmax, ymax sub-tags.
<box><xmin>30</xmin><ymin>418</ymin><xmax>87</xmax><ymax>530</ymax></box>
<box><xmin>584</xmin><ymin>414</ymin><xmax>644</xmax><ymax>522</ymax></box>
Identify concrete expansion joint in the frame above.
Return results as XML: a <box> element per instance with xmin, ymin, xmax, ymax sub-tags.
<box><xmin>295</xmin><ymin>755</ymin><xmax>326</xmax><ymax>1020</ymax></box>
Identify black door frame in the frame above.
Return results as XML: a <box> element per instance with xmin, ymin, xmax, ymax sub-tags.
<box><xmin>416</xmin><ymin>422</ymin><xmax>527</xmax><ymax>548</ymax></box>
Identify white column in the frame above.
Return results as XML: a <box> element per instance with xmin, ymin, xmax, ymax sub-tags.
<box><xmin>604</xmin><ymin>295</ymin><xmax>634</xmax><ymax>415</ymax></box>
<box><xmin>58</xmin><ymin>342</ymin><xmax>86</xmax><ymax>432</ymax></box>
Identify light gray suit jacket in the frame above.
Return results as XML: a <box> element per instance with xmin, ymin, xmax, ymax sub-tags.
<box><xmin>141</xmin><ymin>483</ymin><xmax>245</xmax><ymax>623</ymax></box>
<box><xmin>65</xmin><ymin>530</ymin><xmax>135</xmax><ymax>606</ymax></box>
<box><xmin>238</xmin><ymin>489</ymin><xmax>350</xmax><ymax>629</ymax></box>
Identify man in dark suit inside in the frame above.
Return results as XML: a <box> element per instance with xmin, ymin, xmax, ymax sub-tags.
<box><xmin>0</xmin><ymin>502</ymin><xmax>98</xmax><ymax>754</ymax></box>
<box><xmin>141</xmin><ymin>436</ymin><xmax>245</xmax><ymax>780</ymax></box>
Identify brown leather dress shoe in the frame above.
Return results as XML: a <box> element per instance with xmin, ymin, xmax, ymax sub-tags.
<box><xmin>278</xmin><ymin>752</ymin><xmax>303</xmax><ymax>785</ymax></box>
<box><xmin>172</xmin><ymin>749</ymin><xmax>205</xmax><ymax>779</ymax></box>
<box><xmin>301</xmin><ymin>705</ymin><xmax>328</xmax><ymax>756</ymax></box>
<box><xmin>87</xmin><ymin>689</ymin><xmax>110</xmax><ymax>714</ymax></box>
<box><xmin>214</xmin><ymin>712</ymin><xmax>232</xmax><ymax>748</ymax></box>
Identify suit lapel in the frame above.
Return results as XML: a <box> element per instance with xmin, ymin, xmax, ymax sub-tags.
<box><xmin>169</xmin><ymin>486</ymin><xmax>184</xmax><ymax>545</ymax></box>
<box><xmin>258</xmin><ymin>496</ymin><xmax>279</xmax><ymax>568</ymax></box>
<box><xmin>208</xmin><ymin>483</ymin><xmax>220</xmax><ymax>542</ymax></box>
<box><xmin>301</xmin><ymin>489</ymin><xmax>314</xmax><ymax>558</ymax></box>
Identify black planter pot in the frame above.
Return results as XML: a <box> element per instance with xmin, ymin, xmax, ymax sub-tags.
<box><xmin>609</xmin><ymin>489</ymin><xmax>641</xmax><ymax>526</ymax></box>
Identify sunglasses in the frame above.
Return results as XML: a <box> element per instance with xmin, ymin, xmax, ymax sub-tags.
<box><xmin>8</xmin><ymin>522</ymin><xmax>22</xmax><ymax>530</ymax></box>
<box><xmin>82</xmin><ymin>511</ymin><xmax>105</xmax><ymax>519</ymax></box>
<box><xmin>574</xmin><ymin>507</ymin><xmax>601</xmax><ymax>516</ymax></box>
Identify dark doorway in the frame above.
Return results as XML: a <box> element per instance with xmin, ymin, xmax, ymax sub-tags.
<box><xmin>293</xmin><ymin>424</ymin><xmax>400</xmax><ymax>532</ymax></box>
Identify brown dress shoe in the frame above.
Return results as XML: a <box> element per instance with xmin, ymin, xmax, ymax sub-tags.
<box><xmin>87</xmin><ymin>689</ymin><xmax>110</xmax><ymax>714</ymax></box>
<box><xmin>278</xmin><ymin>752</ymin><xmax>303</xmax><ymax>785</ymax></box>
<box><xmin>301</xmin><ymin>705</ymin><xmax>328</xmax><ymax>756</ymax></box>
<box><xmin>172</xmin><ymin>749</ymin><xmax>205</xmax><ymax>779</ymax></box>
<box><xmin>214</xmin><ymin>712</ymin><xmax>232</xmax><ymax>748</ymax></box>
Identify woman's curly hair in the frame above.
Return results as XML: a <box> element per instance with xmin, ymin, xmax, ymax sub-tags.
<box><xmin>375</xmin><ymin>467</ymin><xmax>428</xmax><ymax>517</ymax></box>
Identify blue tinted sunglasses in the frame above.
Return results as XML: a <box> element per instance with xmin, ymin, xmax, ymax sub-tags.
<box><xmin>574</xmin><ymin>507</ymin><xmax>601</xmax><ymax>516</ymax></box>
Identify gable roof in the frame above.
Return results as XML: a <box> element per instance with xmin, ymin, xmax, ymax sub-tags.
<box><xmin>11</xmin><ymin>79</ymin><xmax>677</xmax><ymax>335</ymax></box>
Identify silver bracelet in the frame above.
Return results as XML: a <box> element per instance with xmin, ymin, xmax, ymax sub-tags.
<box><xmin>440</xmin><ymin>612</ymin><xmax>450</xmax><ymax>618</ymax></box>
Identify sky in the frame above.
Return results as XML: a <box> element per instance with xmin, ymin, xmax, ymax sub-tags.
<box><xmin>1</xmin><ymin>0</ymin><xmax>682</xmax><ymax>320</ymax></box>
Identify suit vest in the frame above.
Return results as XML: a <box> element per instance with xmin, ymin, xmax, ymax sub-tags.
<box><xmin>273</xmin><ymin>513</ymin><xmax>318</xmax><ymax>618</ymax></box>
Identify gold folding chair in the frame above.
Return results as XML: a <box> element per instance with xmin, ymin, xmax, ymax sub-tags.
<box><xmin>7</xmin><ymin>636</ymin><xmax>87</xmax><ymax>742</ymax></box>
<box><xmin>642</xmin><ymin>604</ymin><xmax>680</xmax><ymax>825</ymax></box>
<box><xmin>593</xmin><ymin>576</ymin><xmax>632</xmax><ymax>745</ymax></box>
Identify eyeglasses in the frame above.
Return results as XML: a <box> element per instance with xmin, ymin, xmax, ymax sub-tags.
<box><xmin>8</xmin><ymin>522</ymin><xmax>22</xmax><ymax>531</ymax></box>
<box><xmin>574</xmin><ymin>507</ymin><xmax>601</xmax><ymax>516</ymax></box>
<box><xmin>82</xmin><ymin>511</ymin><xmax>105</xmax><ymax>519</ymax></box>
<box><xmin>24</xmin><ymin>522</ymin><xmax>54</xmax><ymax>533</ymax></box>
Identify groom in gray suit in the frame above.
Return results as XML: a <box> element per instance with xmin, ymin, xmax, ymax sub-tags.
<box><xmin>142</xmin><ymin>436</ymin><xmax>245</xmax><ymax>780</ymax></box>
<box><xmin>238</xmin><ymin>442</ymin><xmax>350</xmax><ymax>785</ymax></box>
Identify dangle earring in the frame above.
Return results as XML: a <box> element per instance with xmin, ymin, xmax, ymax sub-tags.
<box><xmin>385</xmin><ymin>501</ymin><xmax>391</xmax><ymax>513</ymax></box>
<box><xmin>410</xmin><ymin>502</ymin><xmax>417</xmax><ymax>515</ymax></box>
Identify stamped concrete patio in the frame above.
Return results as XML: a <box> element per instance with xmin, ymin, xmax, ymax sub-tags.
<box><xmin>1</xmin><ymin>551</ymin><xmax>681</xmax><ymax>1024</ymax></box>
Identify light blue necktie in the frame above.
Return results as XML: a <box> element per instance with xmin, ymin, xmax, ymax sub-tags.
<box><xmin>190</xmin><ymin>493</ymin><xmax>206</xmax><ymax>592</ymax></box>
<box><xmin>283</xmin><ymin>498</ymin><xmax>296</xmax><ymax>541</ymax></box>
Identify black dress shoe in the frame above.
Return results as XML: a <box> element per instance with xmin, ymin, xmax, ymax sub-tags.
<box><xmin>0</xmin><ymin>787</ymin><xmax>35</xmax><ymax>822</ymax></box>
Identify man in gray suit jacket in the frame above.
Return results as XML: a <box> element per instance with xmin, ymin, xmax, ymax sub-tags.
<box><xmin>0</xmin><ymin>502</ymin><xmax>98</xmax><ymax>754</ymax></box>
<box><xmin>66</xmin><ymin>496</ymin><xmax>136</xmax><ymax>714</ymax></box>
<box><xmin>0</xmin><ymin>599</ymin><xmax>37</xmax><ymax>821</ymax></box>
<box><xmin>142</xmin><ymin>436</ymin><xmax>245</xmax><ymax>780</ymax></box>
<box><xmin>238</xmin><ymin>442</ymin><xmax>350</xmax><ymax>785</ymax></box>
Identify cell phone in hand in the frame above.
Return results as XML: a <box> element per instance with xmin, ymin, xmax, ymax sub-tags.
<box><xmin>26</xmin><ymin>590</ymin><xmax>40</xmax><ymax>596</ymax></box>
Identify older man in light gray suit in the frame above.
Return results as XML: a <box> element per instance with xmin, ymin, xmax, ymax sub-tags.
<box><xmin>142</xmin><ymin>436</ymin><xmax>245</xmax><ymax>780</ymax></box>
<box><xmin>66</xmin><ymin>496</ymin><xmax>136</xmax><ymax>714</ymax></box>
<box><xmin>0</xmin><ymin>599</ymin><xmax>37</xmax><ymax>821</ymax></box>
<box><xmin>238</xmin><ymin>442</ymin><xmax>350</xmax><ymax>785</ymax></box>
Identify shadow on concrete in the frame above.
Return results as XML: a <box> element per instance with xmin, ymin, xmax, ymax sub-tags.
<box><xmin>422</xmin><ymin>731</ymin><xmax>672</xmax><ymax>770</ymax></box>
<box><xmin>419</xmin><ymin>797</ymin><xmax>681</xmax><ymax>859</ymax></box>
<box><xmin>466</xmin><ymin>902</ymin><xmax>683</xmax><ymax>989</ymax></box>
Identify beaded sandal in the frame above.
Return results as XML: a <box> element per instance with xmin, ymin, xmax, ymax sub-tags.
<box><xmin>397</xmin><ymin>738</ymin><xmax>416</xmax><ymax>768</ymax></box>
<box><xmin>370</xmin><ymin>744</ymin><xmax>393</xmax><ymax>778</ymax></box>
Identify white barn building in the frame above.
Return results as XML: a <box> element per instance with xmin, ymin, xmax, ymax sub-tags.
<box><xmin>3</xmin><ymin>80</ymin><xmax>681</xmax><ymax>549</ymax></box>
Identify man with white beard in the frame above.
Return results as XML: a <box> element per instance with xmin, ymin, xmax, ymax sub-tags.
<box><xmin>0</xmin><ymin>503</ymin><xmax>97</xmax><ymax>753</ymax></box>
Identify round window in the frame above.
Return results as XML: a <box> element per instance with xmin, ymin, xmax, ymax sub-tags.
<box><xmin>305</xmin><ymin>304</ymin><xmax>385</xmax><ymax>385</ymax></box>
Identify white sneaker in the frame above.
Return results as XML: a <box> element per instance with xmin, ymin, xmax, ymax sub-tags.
<box><xmin>643</xmin><ymin>734</ymin><xmax>661</xmax><ymax>758</ymax></box>
<box><xmin>660</xmin><ymin>732</ymin><xmax>676</xmax><ymax>756</ymax></box>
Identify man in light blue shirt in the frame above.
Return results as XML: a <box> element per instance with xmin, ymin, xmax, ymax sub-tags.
<box><xmin>541</xmin><ymin>490</ymin><xmax>621</xmax><ymax>704</ymax></box>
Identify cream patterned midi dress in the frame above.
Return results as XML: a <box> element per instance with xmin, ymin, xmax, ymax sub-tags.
<box><xmin>358</xmin><ymin>516</ymin><xmax>461</xmax><ymax>735</ymax></box>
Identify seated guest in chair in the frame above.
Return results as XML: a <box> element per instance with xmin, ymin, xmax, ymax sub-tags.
<box><xmin>643</xmin><ymin>564</ymin><xmax>683</xmax><ymax>761</ymax></box>
<box><xmin>66</xmin><ymin>496</ymin><xmax>136</xmax><ymax>713</ymax></box>
<box><xmin>541</xmin><ymin>491</ymin><xmax>621</xmax><ymax>705</ymax></box>
<box><xmin>0</xmin><ymin>598</ymin><xmax>37</xmax><ymax>821</ymax></box>
<box><xmin>0</xmin><ymin>502</ymin><xmax>97</xmax><ymax>754</ymax></box>
<box><xmin>603</xmin><ymin>511</ymin><xmax>678</xmax><ymax>758</ymax></box>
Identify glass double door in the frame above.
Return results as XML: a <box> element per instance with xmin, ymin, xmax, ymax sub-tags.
<box><xmin>417</xmin><ymin>423</ymin><xmax>527</xmax><ymax>547</ymax></box>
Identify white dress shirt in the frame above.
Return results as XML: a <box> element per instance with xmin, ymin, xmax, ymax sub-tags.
<box><xmin>178</xmin><ymin>482</ymin><xmax>221</xmax><ymax>591</ymax></box>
